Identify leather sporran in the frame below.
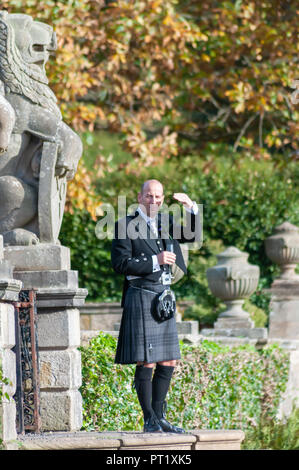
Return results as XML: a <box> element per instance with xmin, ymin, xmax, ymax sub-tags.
<box><xmin>152</xmin><ymin>288</ymin><xmax>176</xmax><ymax>323</ymax></box>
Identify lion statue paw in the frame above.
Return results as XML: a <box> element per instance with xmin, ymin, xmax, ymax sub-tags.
<box><xmin>3</xmin><ymin>229</ymin><xmax>39</xmax><ymax>246</ymax></box>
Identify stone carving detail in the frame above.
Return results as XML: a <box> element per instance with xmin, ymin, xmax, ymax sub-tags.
<box><xmin>0</xmin><ymin>12</ymin><xmax>82</xmax><ymax>246</ymax></box>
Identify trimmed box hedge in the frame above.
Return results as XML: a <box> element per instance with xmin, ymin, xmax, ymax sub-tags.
<box><xmin>79</xmin><ymin>332</ymin><xmax>289</xmax><ymax>436</ymax></box>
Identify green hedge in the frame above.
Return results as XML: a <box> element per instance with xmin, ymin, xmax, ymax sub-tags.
<box><xmin>79</xmin><ymin>332</ymin><xmax>289</xmax><ymax>441</ymax></box>
<box><xmin>60</xmin><ymin>209</ymin><xmax>122</xmax><ymax>302</ymax></box>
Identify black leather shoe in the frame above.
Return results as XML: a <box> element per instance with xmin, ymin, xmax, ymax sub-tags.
<box><xmin>153</xmin><ymin>401</ymin><xmax>186</xmax><ymax>434</ymax></box>
<box><xmin>143</xmin><ymin>415</ymin><xmax>163</xmax><ymax>433</ymax></box>
<box><xmin>157</xmin><ymin>417</ymin><xmax>186</xmax><ymax>434</ymax></box>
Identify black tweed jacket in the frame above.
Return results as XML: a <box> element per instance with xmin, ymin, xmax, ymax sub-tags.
<box><xmin>111</xmin><ymin>210</ymin><xmax>200</xmax><ymax>307</ymax></box>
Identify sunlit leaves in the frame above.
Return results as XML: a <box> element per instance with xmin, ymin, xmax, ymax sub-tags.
<box><xmin>2</xmin><ymin>0</ymin><xmax>298</xmax><ymax>213</ymax></box>
<box><xmin>65</xmin><ymin>160</ymin><xmax>101</xmax><ymax>220</ymax></box>
<box><xmin>3</xmin><ymin>1</ymin><xmax>297</xmax><ymax>160</ymax></box>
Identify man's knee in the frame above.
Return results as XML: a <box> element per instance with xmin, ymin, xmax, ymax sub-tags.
<box><xmin>137</xmin><ymin>360</ymin><xmax>177</xmax><ymax>368</ymax></box>
<box><xmin>137</xmin><ymin>361</ymin><xmax>155</xmax><ymax>368</ymax></box>
<box><xmin>157</xmin><ymin>360</ymin><xmax>177</xmax><ymax>367</ymax></box>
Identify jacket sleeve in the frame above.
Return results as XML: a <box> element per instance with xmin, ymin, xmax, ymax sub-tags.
<box><xmin>170</xmin><ymin>211</ymin><xmax>202</xmax><ymax>244</ymax></box>
<box><xmin>111</xmin><ymin>220</ymin><xmax>154</xmax><ymax>276</ymax></box>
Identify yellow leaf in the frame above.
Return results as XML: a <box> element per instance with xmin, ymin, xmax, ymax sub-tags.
<box><xmin>201</xmin><ymin>53</ymin><xmax>210</xmax><ymax>62</ymax></box>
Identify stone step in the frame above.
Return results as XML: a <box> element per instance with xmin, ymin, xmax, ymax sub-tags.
<box><xmin>201</xmin><ymin>327</ymin><xmax>268</xmax><ymax>339</ymax></box>
<box><xmin>198</xmin><ymin>333</ymin><xmax>265</xmax><ymax>347</ymax></box>
<box><xmin>5</xmin><ymin>430</ymin><xmax>245</xmax><ymax>451</ymax></box>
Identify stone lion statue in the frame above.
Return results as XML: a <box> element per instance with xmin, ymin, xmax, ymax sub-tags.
<box><xmin>0</xmin><ymin>12</ymin><xmax>82</xmax><ymax>246</ymax></box>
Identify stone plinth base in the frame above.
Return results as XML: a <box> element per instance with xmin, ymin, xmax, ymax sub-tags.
<box><xmin>5</xmin><ymin>429</ymin><xmax>245</xmax><ymax>451</ymax></box>
<box><xmin>215</xmin><ymin>317</ymin><xmax>254</xmax><ymax>329</ymax></box>
<box><xmin>37</xmin><ymin>304</ymin><xmax>84</xmax><ymax>432</ymax></box>
<box><xmin>40</xmin><ymin>391</ymin><xmax>83</xmax><ymax>432</ymax></box>
<box><xmin>201</xmin><ymin>327</ymin><xmax>268</xmax><ymax>341</ymax></box>
<box><xmin>14</xmin><ymin>261</ymin><xmax>87</xmax><ymax>433</ymax></box>
<box><xmin>266</xmin><ymin>283</ymin><xmax>299</xmax><ymax>340</ymax></box>
<box><xmin>4</xmin><ymin>244</ymin><xmax>70</xmax><ymax>272</ymax></box>
<box><xmin>200</xmin><ymin>314</ymin><xmax>268</xmax><ymax>346</ymax></box>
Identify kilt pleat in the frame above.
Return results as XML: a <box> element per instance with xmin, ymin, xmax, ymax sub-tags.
<box><xmin>115</xmin><ymin>284</ymin><xmax>181</xmax><ymax>364</ymax></box>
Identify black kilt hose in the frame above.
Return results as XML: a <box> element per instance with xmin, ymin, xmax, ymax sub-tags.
<box><xmin>111</xmin><ymin>210</ymin><xmax>200</xmax><ymax>365</ymax></box>
<box><xmin>115</xmin><ymin>283</ymin><xmax>181</xmax><ymax>364</ymax></box>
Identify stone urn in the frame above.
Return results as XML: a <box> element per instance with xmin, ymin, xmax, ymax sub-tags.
<box><xmin>265</xmin><ymin>222</ymin><xmax>299</xmax><ymax>284</ymax></box>
<box><xmin>206</xmin><ymin>246</ymin><xmax>260</xmax><ymax>324</ymax></box>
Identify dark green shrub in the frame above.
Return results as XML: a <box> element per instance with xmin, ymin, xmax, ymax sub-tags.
<box><xmin>242</xmin><ymin>407</ymin><xmax>299</xmax><ymax>450</ymax></box>
<box><xmin>79</xmin><ymin>332</ymin><xmax>289</xmax><ymax>435</ymax></box>
<box><xmin>60</xmin><ymin>209</ymin><xmax>122</xmax><ymax>301</ymax></box>
<box><xmin>79</xmin><ymin>332</ymin><xmax>139</xmax><ymax>431</ymax></box>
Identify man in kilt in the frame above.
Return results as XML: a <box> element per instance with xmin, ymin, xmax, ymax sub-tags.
<box><xmin>111</xmin><ymin>179</ymin><xmax>200</xmax><ymax>433</ymax></box>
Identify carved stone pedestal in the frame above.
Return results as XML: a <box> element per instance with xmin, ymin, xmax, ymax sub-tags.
<box><xmin>265</xmin><ymin>222</ymin><xmax>299</xmax><ymax>340</ymax></box>
<box><xmin>264</xmin><ymin>223</ymin><xmax>299</xmax><ymax>418</ymax></box>
<box><xmin>5</xmin><ymin>244</ymin><xmax>88</xmax><ymax>432</ymax></box>
<box><xmin>35</xmin><ymin>293</ymin><xmax>85</xmax><ymax>432</ymax></box>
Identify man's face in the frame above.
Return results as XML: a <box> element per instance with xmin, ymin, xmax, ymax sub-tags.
<box><xmin>138</xmin><ymin>182</ymin><xmax>164</xmax><ymax>217</ymax></box>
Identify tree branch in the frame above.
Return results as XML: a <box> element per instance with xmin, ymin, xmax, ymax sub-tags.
<box><xmin>233</xmin><ymin>113</ymin><xmax>258</xmax><ymax>152</ymax></box>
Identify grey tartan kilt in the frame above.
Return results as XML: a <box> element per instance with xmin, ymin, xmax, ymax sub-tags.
<box><xmin>115</xmin><ymin>283</ymin><xmax>181</xmax><ymax>365</ymax></box>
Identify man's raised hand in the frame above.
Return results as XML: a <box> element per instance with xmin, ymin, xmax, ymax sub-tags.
<box><xmin>173</xmin><ymin>193</ymin><xmax>193</xmax><ymax>209</ymax></box>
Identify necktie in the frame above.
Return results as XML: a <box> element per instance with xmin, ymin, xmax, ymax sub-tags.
<box><xmin>147</xmin><ymin>220</ymin><xmax>158</xmax><ymax>237</ymax></box>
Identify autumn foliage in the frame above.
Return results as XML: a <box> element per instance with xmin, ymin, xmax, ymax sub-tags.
<box><xmin>2</xmin><ymin>1</ymin><xmax>298</xmax><ymax>213</ymax></box>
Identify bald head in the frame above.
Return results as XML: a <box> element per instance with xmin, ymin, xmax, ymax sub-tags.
<box><xmin>138</xmin><ymin>179</ymin><xmax>164</xmax><ymax>216</ymax></box>
<box><xmin>140</xmin><ymin>179</ymin><xmax>164</xmax><ymax>195</ymax></box>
